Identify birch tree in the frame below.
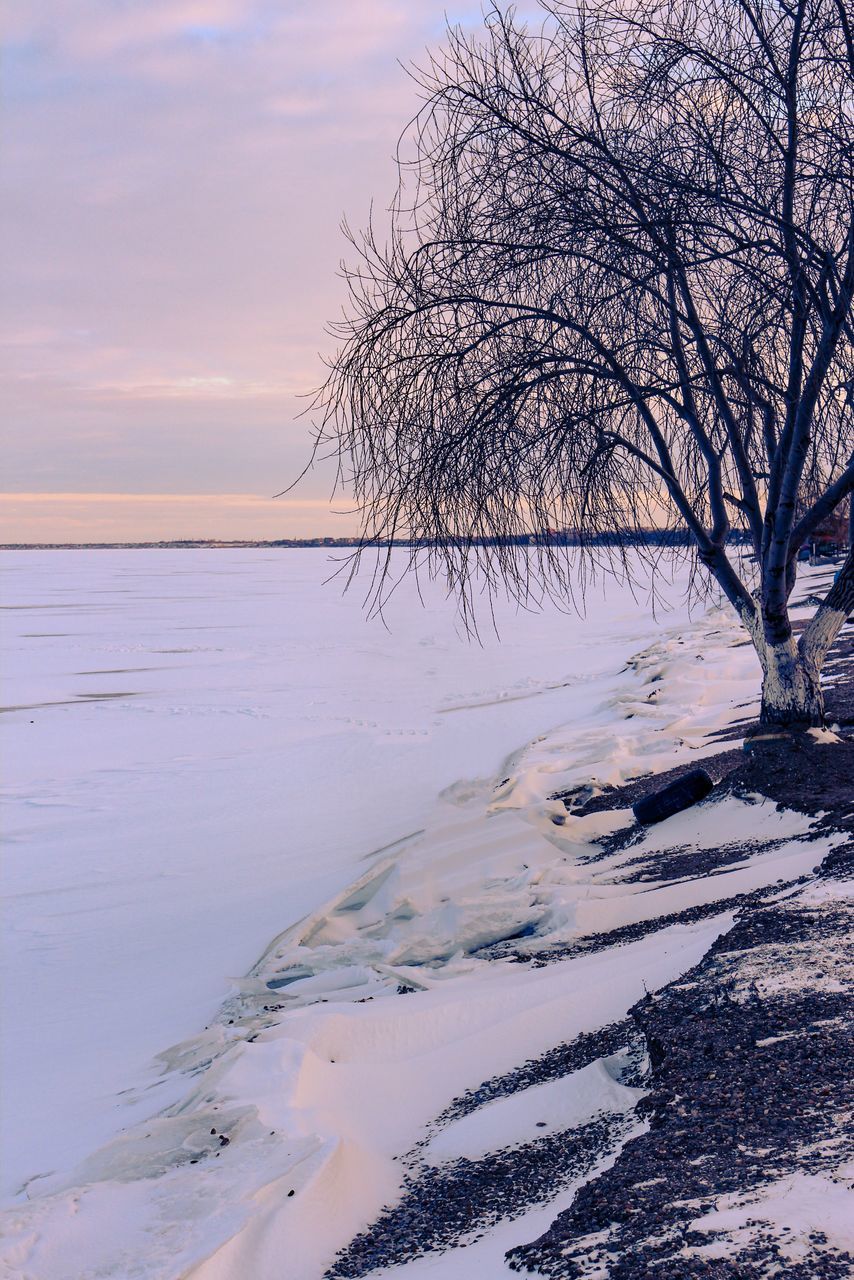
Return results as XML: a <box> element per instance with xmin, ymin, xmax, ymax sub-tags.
<box><xmin>317</xmin><ymin>0</ymin><xmax>854</xmax><ymax>728</ymax></box>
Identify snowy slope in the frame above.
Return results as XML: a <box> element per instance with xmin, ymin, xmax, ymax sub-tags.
<box><xmin>2</xmin><ymin>550</ymin><xmax>847</xmax><ymax>1279</ymax></box>
<box><xmin>1</xmin><ymin>547</ymin><xmax>712</xmax><ymax>1196</ymax></box>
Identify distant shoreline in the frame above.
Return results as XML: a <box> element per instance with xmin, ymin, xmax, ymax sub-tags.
<box><xmin>1</xmin><ymin>531</ymin><xmax>737</xmax><ymax>551</ymax></box>
<box><xmin>0</xmin><ymin>539</ymin><xmax>363</xmax><ymax>551</ymax></box>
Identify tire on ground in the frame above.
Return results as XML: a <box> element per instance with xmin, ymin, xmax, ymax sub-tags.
<box><xmin>632</xmin><ymin>768</ymin><xmax>714</xmax><ymax>825</ymax></box>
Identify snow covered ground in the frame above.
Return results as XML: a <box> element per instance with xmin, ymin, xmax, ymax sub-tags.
<box><xmin>2</xmin><ymin>549</ymin><xmax>846</xmax><ymax>1278</ymax></box>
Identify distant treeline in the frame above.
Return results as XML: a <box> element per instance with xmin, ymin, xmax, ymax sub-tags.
<box><xmin>3</xmin><ymin>531</ymin><xmax>753</xmax><ymax>551</ymax></box>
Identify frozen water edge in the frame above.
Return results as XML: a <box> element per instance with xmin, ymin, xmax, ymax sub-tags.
<box><xmin>1</xmin><ymin>552</ymin><xmax>844</xmax><ymax>1279</ymax></box>
<box><xmin>3</xmin><ymin>547</ymin><xmax>718</xmax><ymax>1197</ymax></box>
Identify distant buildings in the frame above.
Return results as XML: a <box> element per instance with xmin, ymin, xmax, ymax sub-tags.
<box><xmin>807</xmin><ymin>507</ymin><xmax>850</xmax><ymax>560</ymax></box>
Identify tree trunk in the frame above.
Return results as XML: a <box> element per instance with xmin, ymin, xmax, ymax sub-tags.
<box><xmin>742</xmin><ymin>548</ymin><xmax>854</xmax><ymax>731</ymax></box>
<box><xmin>758</xmin><ymin>637</ymin><xmax>825</xmax><ymax>728</ymax></box>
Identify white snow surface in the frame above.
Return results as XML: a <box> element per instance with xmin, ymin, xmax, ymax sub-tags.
<box><xmin>1</xmin><ymin>550</ymin><xmax>839</xmax><ymax>1279</ymax></box>
<box><xmin>685</xmin><ymin>1170</ymin><xmax>854</xmax><ymax>1263</ymax></box>
<box><xmin>422</xmin><ymin>1056</ymin><xmax>645</xmax><ymax>1165</ymax></box>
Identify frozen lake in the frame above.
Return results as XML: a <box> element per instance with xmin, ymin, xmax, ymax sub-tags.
<box><xmin>1</xmin><ymin>547</ymin><xmax>706</xmax><ymax>1200</ymax></box>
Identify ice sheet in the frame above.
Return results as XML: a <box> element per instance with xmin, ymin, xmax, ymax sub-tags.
<box><xmin>1</xmin><ymin>548</ymin><xmax>729</xmax><ymax>1196</ymax></box>
<box><xmin>4</xmin><ymin>548</ymin><xmax>833</xmax><ymax>1280</ymax></box>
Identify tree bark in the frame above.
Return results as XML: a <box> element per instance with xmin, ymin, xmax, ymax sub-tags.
<box><xmin>741</xmin><ymin>547</ymin><xmax>853</xmax><ymax>728</ymax></box>
<box><xmin>758</xmin><ymin>636</ymin><xmax>825</xmax><ymax>728</ymax></box>
<box><xmin>795</xmin><ymin>547</ymin><xmax>854</xmax><ymax>717</ymax></box>
<box><xmin>737</xmin><ymin>596</ymin><xmax>827</xmax><ymax>730</ymax></box>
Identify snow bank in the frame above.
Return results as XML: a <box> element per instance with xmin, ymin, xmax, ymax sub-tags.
<box><xmin>686</xmin><ymin>1171</ymin><xmax>854</xmax><ymax>1264</ymax></box>
<box><xmin>2</xmin><ymin>551</ymin><xmax>839</xmax><ymax>1280</ymax></box>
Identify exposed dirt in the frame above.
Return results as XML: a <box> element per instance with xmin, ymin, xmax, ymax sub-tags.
<box><xmin>324</xmin><ymin>610</ymin><xmax>854</xmax><ymax>1280</ymax></box>
<box><xmin>507</xmin><ymin>876</ymin><xmax>853</xmax><ymax>1279</ymax></box>
<box><xmin>555</xmin><ymin>749</ymin><xmax>744</xmax><ymax>819</ymax></box>
<box><xmin>327</xmin><ymin>1114</ymin><xmax>637</xmax><ymax>1278</ymax></box>
<box><xmin>429</xmin><ymin>1020</ymin><xmax>644</xmax><ymax>1131</ymax></box>
<box><xmin>499</xmin><ymin>881</ymin><xmax>806</xmax><ymax>969</ymax></box>
<box><xmin>505</xmin><ymin>615</ymin><xmax>854</xmax><ymax>1278</ymax></box>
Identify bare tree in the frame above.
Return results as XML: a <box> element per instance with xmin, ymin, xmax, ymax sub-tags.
<box><xmin>316</xmin><ymin>0</ymin><xmax>854</xmax><ymax>729</ymax></box>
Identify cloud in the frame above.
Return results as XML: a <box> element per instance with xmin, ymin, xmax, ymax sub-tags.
<box><xmin>1</xmin><ymin>1</ymin><xmax>487</xmax><ymax>537</ymax></box>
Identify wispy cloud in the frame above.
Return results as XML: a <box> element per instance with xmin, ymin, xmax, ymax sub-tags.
<box><xmin>2</xmin><ymin>1</ymin><xmax>484</xmax><ymax>537</ymax></box>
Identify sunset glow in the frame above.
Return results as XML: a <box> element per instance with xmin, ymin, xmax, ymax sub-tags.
<box><xmin>2</xmin><ymin>1</ymin><xmax>482</xmax><ymax>542</ymax></box>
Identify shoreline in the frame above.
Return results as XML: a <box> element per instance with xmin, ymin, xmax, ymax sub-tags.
<box><xmin>2</xmin><ymin>561</ymin><xmax>851</xmax><ymax>1279</ymax></box>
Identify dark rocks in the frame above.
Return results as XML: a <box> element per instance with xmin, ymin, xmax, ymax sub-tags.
<box><xmin>431</xmin><ymin>1020</ymin><xmax>641</xmax><ymax>1131</ymax></box>
<box><xmin>506</xmin><ymin>874</ymin><xmax>854</xmax><ymax>1278</ymax></box>
<box><xmin>324</xmin><ymin>613</ymin><xmax>854</xmax><ymax>1280</ymax></box>
<box><xmin>323</xmin><ymin>1024</ymin><xmax>649</xmax><ymax>1277</ymax></box>
<box><xmin>503</xmin><ymin>882</ymin><xmax>794</xmax><ymax>968</ymax></box>
<box><xmin>325</xmin><ymin>1115</ymin><xmax>634</xmax><ymax>1279</ymax></box>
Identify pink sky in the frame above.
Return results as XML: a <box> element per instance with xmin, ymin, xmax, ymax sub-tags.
<box><xmin>1</xmin><ymin>1</ymin><xmax>484</xmax><ymax>542</ymax></box>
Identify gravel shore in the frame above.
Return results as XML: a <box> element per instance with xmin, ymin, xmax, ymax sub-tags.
<box><xmin>326</xmin><ymin>598</ymin><xmax>854</xmax><ymax>1280</ymax></box>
